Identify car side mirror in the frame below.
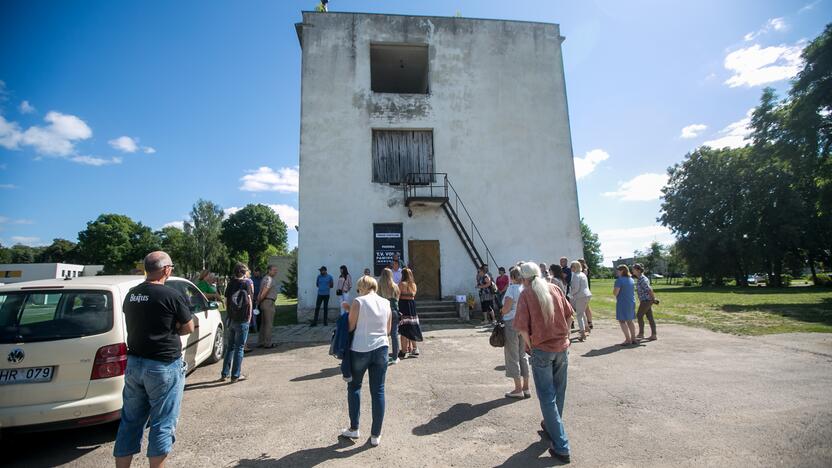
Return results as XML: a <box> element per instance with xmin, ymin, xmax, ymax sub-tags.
<box><xmin>208</xmin><ymin>301</ymin><xmax>220</xmax><ymax>310</ymax></box>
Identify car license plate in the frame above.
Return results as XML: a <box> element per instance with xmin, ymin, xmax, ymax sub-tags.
<box><xmin>0</xmin><ymin>366</ymin><xmax>55</xmax><ymax>385</ymax></box>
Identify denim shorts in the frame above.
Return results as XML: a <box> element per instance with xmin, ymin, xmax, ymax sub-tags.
<box><xmin>113</xmin><ymin>355</ymin><xmax>186</xmax><ymax>458</ymax></box>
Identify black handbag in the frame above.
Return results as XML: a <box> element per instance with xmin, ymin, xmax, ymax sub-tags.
<box><xmin>489</xmin><ymin>323</ymin><xmax>506</xmax><ymax>347</ymax></box>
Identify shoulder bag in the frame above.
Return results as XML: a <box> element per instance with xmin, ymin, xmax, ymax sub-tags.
<box><xmin>489</xmin><ymin>322</ymin><xmax>506</xmax><ymax>347</ymax></box>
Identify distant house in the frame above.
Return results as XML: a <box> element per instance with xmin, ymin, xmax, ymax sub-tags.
<box><xmin>0</xmin><ymin>263</ymin><xmax>104</xmax><ymax>284</ymax></box>
<box><xmin>295</xmin><ymin>12</ymin><xmax>583</xmax><ymax>320</ymax></box>
<box><xmin>611</xmin><ymin>257</ymin><xmax>668</xmax><ymax>275</ymax></box>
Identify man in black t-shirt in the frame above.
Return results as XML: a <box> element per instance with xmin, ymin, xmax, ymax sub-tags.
<box><xmin>114</xmin><ymin>251</ymin><xmax>194</xmax><ymax>468</ymax></box>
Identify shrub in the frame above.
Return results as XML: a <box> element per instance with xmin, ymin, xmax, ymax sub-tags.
<box><xmin>781</xmin><ymin>274</ymin><xmax>792</xmax><ymax>287</ymax></box>
<box><xmin>815</xmin><ymin>273</ymin><xmax>832</xmax><ymax>287</ymax></box>
<box><xmin>682</xmin><ymin>279</ymin><xmax>693</xmax><ymax>287</ymax></box>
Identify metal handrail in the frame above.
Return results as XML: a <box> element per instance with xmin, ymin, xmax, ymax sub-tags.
<box><xmin>403</xmin><ymin>172</ymin><xmax>499</xmax><ymax>270</ymax></box>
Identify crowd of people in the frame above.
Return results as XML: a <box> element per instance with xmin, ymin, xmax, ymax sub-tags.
<box><xmin>115</xmin><ymin>249</ymin><xmax>658</xmax><ymax>466</ymax></box>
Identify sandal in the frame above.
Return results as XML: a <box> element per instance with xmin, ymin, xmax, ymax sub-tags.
<box><xmin>647</xmin><ymin>336</ymin><xmax>657</xmax><ymax>341</ymax></box>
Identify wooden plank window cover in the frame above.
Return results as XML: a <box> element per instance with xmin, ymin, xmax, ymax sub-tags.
<box><xmin>372</xmin><ymin>130</ymin><xmax>434</xmax><ymax>184</ymax></box>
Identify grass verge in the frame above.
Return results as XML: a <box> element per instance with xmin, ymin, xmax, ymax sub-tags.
<box><xmin>588</xmin><ymin>278</ymin><xmax>832</xmax><ymax>335</ymax></box>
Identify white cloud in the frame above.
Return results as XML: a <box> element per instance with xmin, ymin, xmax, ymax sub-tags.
<box><xmin>799</xmin><ymin>1</ymin><xmax>821</xmax><ymax>13</ymax></box>
<box><xmin>0</xmin><ymin>216</ymin><xmax>34</xmax><ymax>225</ymax></box>
<box><xmin>108</xmin><ymin>136</ymin><xmax>139</xmax><ymax>153</ymax></box>
<box><xmin>573</xmin><ymin>149</ymin><xmax>609</xmax><ymax>180</ymax></box>
<box><xmin>0</xmin><ymin>115</ymin><xmax>23</xmax><ymax>150</ymax></box>
<box><xmin>603</xmin><ymin>173</ymin><xmax>668</xmax><ymax>201</ymax></box>
<box><xmin>0</xmin><ymin>184</ymin><xmax>17</xmax><ymax>189</ymax></box>
<box><xmin>10</xmin><ymin>236</ymin><xmax>41</xmax><ymax>246</ymax></box>
<box><xmin>18</xmin><ymin>111</ymin><xmax>93</xmax><ymax>156</ymax></box>
<box><xmin>0</xmin><ymin>80</ymin><xmax>7</xmax><ymax>101</ymax></box>
<box><xmin>19</xmin><ymin>100</ymin><xmax>36</xmax><ymax>114</ymax></box>
<box><xmin>239</xmin><ymin>166</ymin><xmax>299</xmax><ymax>193</ymax></box>
<box><xmin>223</xmin><ymin>203</ymin><xmax>299</xmax><ymax>227</ymax></box>
<box><xmin>702</xmin><ymin>108</ymin><xmax>754</xmax><ymax>149</ymax></box>
<box><xmin>268</xmin><ymin>204</ymin><xmax>299</xmax><ymax>228</ymax></box>
<box><xmin>598</xmin><ymin>225</ymin><xmax>675</xmax><ymax>264</ymax></box>
<box><xmin>162</xmin><ymin>221</ymin><xmax>185</xmax><ymax>229</ymax></box>
<box><xmin>744</xmin><ymin>17</ymin><xmax>788</xmax><ymax>42</ymax></box>
<box><xmin>70</xmin><ymin>155</ymin><xmax>123</xmax><ymax>166</ymax></box>
<box><xmin>680</xmin><ymin>124</ymin><xmax>707</xmax><ymax>139</ymax></box>
<box><xmin>143</xmin><ymin>146</ymin><xmax>156</xmax><ymax>154</ymax></box>
<box><xmin>724</xmin><ymin>43</ymin><xmax>804</xmax><ymax>88</ymax></box>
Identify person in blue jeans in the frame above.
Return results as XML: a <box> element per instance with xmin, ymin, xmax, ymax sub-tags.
<box><xmin>377</xmin><ymin>268</ymin><xmax>401</xmax><ymax>364</ymax></box>
<box><xmin>340</xmin><ymin>275</ymin><xmax>392</xmax><ymax>446</ymax></box>
<box><xmin>222</xmin><ymin>263</ymin><xmax>253</xmax><ymax>382</ymax></box>
<box><xmin>313</xmin><ymin>266</ymin><xmax>334</xmax><ymax>326</ymax></box>
<box><xmin>513</xmin><ymin>262</ymin><xmax>573</xmax><ymax>463</ymax></box>
<box><xmin>115</xmin><ymin>251</ymin><xmax>194</xmax><ymax>468</ymax></box>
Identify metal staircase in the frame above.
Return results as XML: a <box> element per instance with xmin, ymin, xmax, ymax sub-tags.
<box><xmin>403</xmin><ymin>173</ymin><xmax>499</xmax><ymax>271</ymax></box>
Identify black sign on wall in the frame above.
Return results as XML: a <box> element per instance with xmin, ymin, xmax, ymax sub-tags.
<box><xmin>373</xmin><ymin>223</ymin><xmax>403</xmax><ymax>276</ymax></box>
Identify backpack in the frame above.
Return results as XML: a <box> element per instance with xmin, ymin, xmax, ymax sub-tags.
<box><xmin>228</xmin><ymin>280</ymin><xmax>250</xmax><ymax>322</ymax></box>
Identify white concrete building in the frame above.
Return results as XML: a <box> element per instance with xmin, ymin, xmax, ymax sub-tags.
<box><xmin>0</xmin><ymin>263</ymin><xmax>104</xmax><ymax>285</ymax></box>
<box><xmin>295</xmin><ymin>12</ymin><xmax>583</xmax><ymax>318</ymax></box>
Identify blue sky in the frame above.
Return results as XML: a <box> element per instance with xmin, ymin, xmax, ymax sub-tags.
<box><xmin>1</xmin><ymin>0</ymin><xmax>829</xmax><ymax>263</ymax></box>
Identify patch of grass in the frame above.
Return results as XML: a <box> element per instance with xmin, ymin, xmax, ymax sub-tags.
<box><xmin>274</xmin><ymin>294</ymin><xmax>298</xmax><ymax>326</ymax></box>
<box><xmin>588</xmin><ymin>278</ymin><xmax>832</xmax><ymax>335</ymax></box>
<box><xmin>219</xmin><ymin>294</ymin><xmax>298</xmax><ymax>327</ymax></box>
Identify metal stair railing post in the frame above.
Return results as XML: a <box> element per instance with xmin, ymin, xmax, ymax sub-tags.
<box><xmin>403</xmin><ymin>172</ymin><xmax>499</xmax><ymax>271</ymax></box>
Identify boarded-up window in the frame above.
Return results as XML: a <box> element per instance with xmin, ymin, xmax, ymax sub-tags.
<box><xmin>372</xmin><ymin>130</ymin><xmax>434</xmax><ymax>184</ymax></box>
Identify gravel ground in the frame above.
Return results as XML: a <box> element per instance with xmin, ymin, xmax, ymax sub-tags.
<box><xmin>3</xmin><ymin>322</ymin><xmax>831</xmax><ymax>467</ymax></box>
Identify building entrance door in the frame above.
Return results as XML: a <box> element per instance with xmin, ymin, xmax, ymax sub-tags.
<box><xmin>408</xmin><ymin>240</ymin><xmax>440</xmax><ymax>300</ymax></box>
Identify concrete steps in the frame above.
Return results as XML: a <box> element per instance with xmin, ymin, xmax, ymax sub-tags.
<box><xmin>413</xmin><ymin>299</ymin><xmax>461</xmax><ymax>324</ymax></box>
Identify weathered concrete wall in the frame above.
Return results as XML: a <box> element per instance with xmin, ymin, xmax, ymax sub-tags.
<box><xmin>296</xmin><ymin>12</ymin><xmax>583</xmax><ymax>318</ymax></box>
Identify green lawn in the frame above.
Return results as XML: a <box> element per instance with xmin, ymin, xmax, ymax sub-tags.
<box><xmin>589</xmin><ymin>278</ymin><xmax>832</xmax><ymax>335</ymax></box>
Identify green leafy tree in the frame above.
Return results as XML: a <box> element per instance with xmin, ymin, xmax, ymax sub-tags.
<box><xmin>222</xmin><ymin>204</ymin><xmax>288</xmax><ymax>269</ymax></box>
<box><xmin>76</xmin><ymin>214</ymin><xmax>160</xmax><ymax>273</ymax></box>
<box><xmin>186</xmin><ymin>199</ymin><xmax>228</xmax><ymax>272</ymax></box>
<box><xmin>8</xmin><ymin>244</ymin><xmax>41</xmax><ymax>263</ymax></box>
<box><xmin>281</xmin><ymin>252</ymin><xmax>298</xmax><ymax>299</ymax></box>
<box><xmin>158</xmin><ymin>226</ymin><xmax>199</xmax><ymax>277</ymax></box>
<box><xmin>0</xmin><ymin>243</ymin><xmax>11</xmax><ymax>264</ymax></box>
<box><xmin>579</xmin><ymin>219</ymin><xmax>602</xmax><ymax>275</ymax></box>
<box><xmin>36</xmin><ymin>239</ymin><xmax>78</xmax><ymax>263</ymax></box>
<box><xmin>638</xmin><ymin>241</ymin><xmax>667</xmax><ymax>275</ymax></box>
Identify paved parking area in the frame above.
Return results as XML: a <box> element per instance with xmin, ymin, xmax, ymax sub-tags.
<box><xmin>3</xmin><ymin>322</ymin><xmax>832</xmax><ymax>467</ymax></box>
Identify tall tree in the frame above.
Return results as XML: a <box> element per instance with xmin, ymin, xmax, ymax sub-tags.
<box><xmin>222</xmin><ymin>204</ymin><xmax>288</xmax><ymax>269</ymax></box>
<box><xmin>579</xmin><ymin>219</ymin><xmax>602</xmax><ymax>275</ymax></box>
<box><xmin>186</xmin><ymin>199</ymin><xmax>228</xmax><ymax>272</ymax></box>
<box><xmin>37</xmin><ymin>238</ymin><xmax>78</xmax><ymax>263</ymax></box>
<box><xmin>76</xmin><ymin>214</ymin><xmax>160</xmax><ymax>273</ymax></box>
<box><xmin>158</xmin><ymin>226</ymin><xmax>199</xmax><ymax>277</ymax></box>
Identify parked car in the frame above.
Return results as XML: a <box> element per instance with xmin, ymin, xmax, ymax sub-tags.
<box><xmin>0</xmin><ymin>275</ymin><xmax>224</xmax><ymax>432</ymax></box>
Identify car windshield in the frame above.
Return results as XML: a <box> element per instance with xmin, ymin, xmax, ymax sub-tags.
<box><xmin>0</xmin><ymin>290</ymin><xmax>114</xmax><ymax>344</ymax></box>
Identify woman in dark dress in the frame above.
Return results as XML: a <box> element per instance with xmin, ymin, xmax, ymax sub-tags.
<box><xmin>397</xmin><ymin>268</ymin><xmax>423</xmax><ymax>358</ymax></box>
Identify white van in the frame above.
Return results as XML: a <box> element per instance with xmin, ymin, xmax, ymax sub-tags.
<box><xmin>0</xmin><ymin>276</ymin><xmax>224</xmax><ymax>432</ymax></box>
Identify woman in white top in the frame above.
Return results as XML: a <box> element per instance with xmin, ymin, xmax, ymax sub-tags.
<box><xmin>337</xmin><ymin>265</ymin><xmax>353</xmax><ymax>313</ymax></box>
<box><xmin>500</xmin><ymin>267</ymin><xmax>530</xmax><ymax>399</ymax></box>
<box><xmin>568</xmin><ymin>260</ymin><xmax>592</xmax><ymax>341</ymax></box>
<box><xmin>341</xmin><ymin>275</ymin><xmax>392</xmax><ymax>447</ymax></box>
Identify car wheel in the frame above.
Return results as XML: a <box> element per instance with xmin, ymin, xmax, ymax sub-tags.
<box><xmin>206</xmin><ymin>325</ymin><xmax>224</xmax><ymax>364</ymax></box>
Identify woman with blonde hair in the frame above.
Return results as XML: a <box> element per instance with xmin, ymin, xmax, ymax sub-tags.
<box><xmin>340</xmin><ymin>275</ymin><xmax>392</xmax><ymax>446</ymax></box>
<box><xmin>397</xmin><ymin>268</ymin><xmax>423</xmax><ymax>358</ymax></box>
<box><xmin>568</xmin><ymin>260</ymin><xmax>591</xmax><ymax>341</ymax></box>
<box><xmin>513</xmin><ymin>262</ymin><xmax>573</xmax><ymax>463</ymax></box>
<box><xmin>613</xmin><ymin>264</ymin><xmax>637</xmax><ymax>345</ymax></box>
<box><xmin>378</xmin><ymin>268</ymin><xmax>401</xmax><ymax>364</ymax></box>
<box><xmin>500</xmin><ymin>267</ymin><xmax>530</xmax><ymax>398</ymax></box>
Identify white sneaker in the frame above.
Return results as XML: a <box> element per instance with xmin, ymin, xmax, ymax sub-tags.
<box><xmin>388</xmin><ymin>357</ymin><xmax>399</xmax><ymax>365</ymax></box>
<box><xmin>340</xmin><ymin>428</ymin><xmax>360</xmax><ymax>439</ymax></box>
<box><xmin>370</xmin><ymin>435</ymin><xmax>381</xmax><ymax>446</ymax></box>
